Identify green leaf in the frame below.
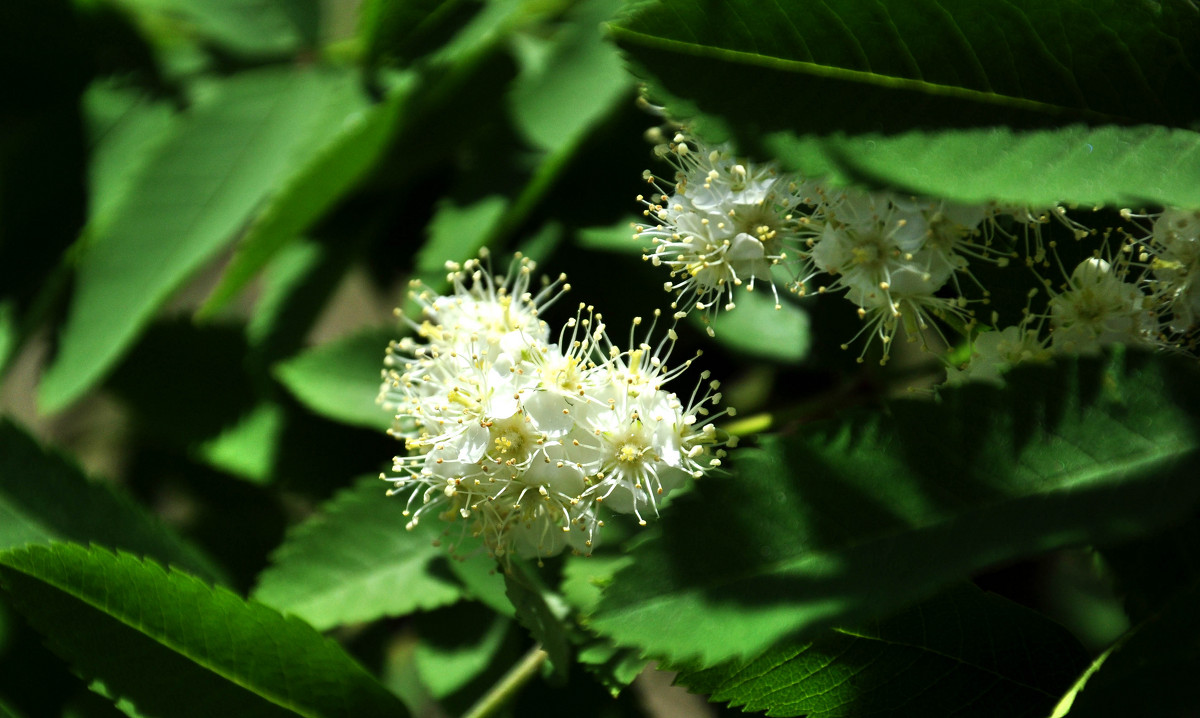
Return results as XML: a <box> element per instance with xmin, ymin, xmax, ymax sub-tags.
<box><xmin>79</xmin><ymin>82</ymin><xmax>175</xmax><ymax>245</ymax></box>
<box><xmin>561</xmin><ymin>555</ymin><xmax>645</xmax><ymax>696</ymax></box>
<box><xmin>576</xmin><ymin>222</ymin><xmax>641</xmax><ymax>256</ymax></box>
<box><xmin>762</xmin><ymin>124</ymin><xmax>1200</xmax><ymax>209</ymax></box>
<box><xmin>0</xmin><ymin>302</ymin><xmax>15</xmax><ymax>375</ymax></box>
<box><xmin>194</xmin><ymin>403</ymin><xmax>284</xmax><ymax>484</ymax></box>
<box><xmin>106</xmin><ymin>0</ymin><xmax>307</xmax><ymax>57</ymax></box>
<box><xmin>414</xmin><ymin>609</ymin><xmax>512</xmax><ymax>698</ymax></box>
<box><xmin>198</xmin><ymin>76</ymin><xmax>414</xmax><ymax>318</ymax></box>
<box><xmin>253</xmin><ymin>475</ymin><xmax>463</xmax><ymax>630</ymax></box>
<box><xmin>505</xmin><ymin>569</ymin><xmax>570</xmax><ymax>682</ymax></box>
<box><xmin>694</xmin><ymin>289</ymin><xmax>810</xmax><ymax>363</ymax></box>
<box><xmin>676</xmin><ymin>584</ymin><xmax>1087</xmax><ymax>718</ymax></box>
<box><xmin>613</xmin><ymin>0</ymin><xmax>1200</xmax><ymax>209</ymax></box>
<box><xmin>414</xmin><ymin>196</ymin><xmax>509</xmax><ymax>281</ymax></box>
<box><xmin>0</xmin><ymin>695</ymin><xmax>25</xmax><ymax>718</ymax></box>
<box><xmin>0</xmin><ymin>421</ymin><xmax>223</xmax><ymax>583</ymax></box>
<box><xmin>40</xmin><ymin>67</ymin><xmax>368</xmax><ymax>413</ymax></box>
<box><xmin>361</xmin><ymin>0</ymin><xmax>485</xmax><ymax>71</ymax></box>
<box><xmin>612</xmin><ymin>0</ymin><xmax>1200</xmax><ymax>131</ymax></box>
<box><xmin>445</xmin><ymin>552</ymin><xmax>511</xmax><ymax>618</ymax></box>
<box><xmin>0</xmin><ymin>543</ymin><xmax>408</xmax><ymax>718</ymax></box>
<box><xmin>1061</xmin><ymin>580</ymin><xmax>1200</xmax><ymax>717</ymax></box>
<box><xmin>273</xmin><ymin>327</ymin><xmax>395</xmax><ymax>431</ymax></box>
<box><xmin>589</xmin><ymin>351</ymin><xmax>1200</xmax><ymax>665</ymax></box>
<box><xmin>561</xmin><ymin>554</ymin><xmax>633</xmax><ymax>616</ymax></box>
<box><xmin>509</xmin><ymin>0</ymin><xmax>630</xmax><ymax>152</ymax></box>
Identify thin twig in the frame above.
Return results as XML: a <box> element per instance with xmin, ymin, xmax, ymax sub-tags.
<box><xmin>460</xmin><ymin>643</ymin><xmax>548</xmax><ymax>718</ymax></box>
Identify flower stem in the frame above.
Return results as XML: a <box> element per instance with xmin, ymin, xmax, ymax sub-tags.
<box><xmin>461</xmin><ymin>643</ymin><xmax>548</xmax><ymax>718</ymax></box>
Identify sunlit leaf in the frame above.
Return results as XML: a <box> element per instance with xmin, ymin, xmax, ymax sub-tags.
<box><xmin>253</xmin><ymin>476</ymin><xmax>463</xmax><ymax>630</ymax></box>
<box><xmin>194</xmin><ymin>403</ymin><xmax>284</xmax><ymax>485</ymax></box>
<box><xmin>763</xmin><ymin>125</ymin><xmax>1200</xmax><ymax>209</ymax></box>
<box><xmin>509</xmin><ymin>0</ymin><xmax>630</xmax><ymax>152</ymax></box>
<box><xmin>0</xmin><ymin>543</ymin><xmax>408</xmax><ymax>717</ymax></box>
<box><xmin>414</xmin><ymin>609</ymin><xmax>512</xmax><ymax>698</ymax></box>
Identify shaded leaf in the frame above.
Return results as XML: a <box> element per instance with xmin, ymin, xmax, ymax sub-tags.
<box><xmin>0</xmin><ymin>421</ymin><xmax>222</xmax><ymax>583</ymax></box>
<box><xmin>695</xmin><ymin>289</ymin><xmax>810</xmax><ymax>363</ymax></box>
<box><xmin>0</xmin><ymin>543</ymin><xmax>408</xmax><ymax>718</ymax></box>
<box><xmin>273</xmin><ymin>327</ymin><xmax>395</xmax><ymax>431</ymax></box>
<box><xmin>361</xmin><ymin>0</ymin><xmax>484</xmax><ymax>72</ymax></box>
<box><xmin>505</xmin><ymin>570</ymin><xmax>570</xmax><ymax>683</ymax></box>
<box><xmin>1099</xmin><ymin>507</ymin><xmax>1200</xmax><ymax>626</ymax></box>
<box><xmin>106</xmin><ymin>321</ymin><xmax>258</xmax><ymax>447</ymax></box>
<box><xmin>0</xmin><ymin>695</ymin><xmax>24</xmax><ymax>718</ymax></box>
<box><xmin>677</xmin><ymin>584</ymin><xmax>1087</xmax><ymax>718</ymax></box>
<box><xmin>562</xmin><ymin>555</ymin><xmax>644</xmax><ymax>696</ymax></box>
<box><xmin>414</xmin><ymin>608</ymin><xmax>512</xmax><ymax>699</ymax></box>
<box><xmin>612</xmin><ymin>0</ymin><xmax>1200</xmax><ymax>132</ymax></box>
<box><xmin>614</xmin><ymin>0</ymin><xmax>1200</xmax><ymax>209</ymax></box>
<box><xmin>41</xmin><ymin>67</ymin><xmax>367</xmax><ymax>413</ymax></box>
<box><xmin>589</xmin><ymin>351</ymin><xmax>1200</xmax><ymax>664</ymax></box>
<box><xmin>198</xmin><ymin>77</ymin><xmax>412</xmax><ymax>317</ymax></box>
<box><xmin>253</xmin><ymin>475</ymin><xmax>462</xmax><ymax>630</ymax></box>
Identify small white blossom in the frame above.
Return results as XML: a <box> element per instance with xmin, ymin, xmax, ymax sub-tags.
<box><xmin>947</xmin><ymin>323</ymin><xmax>1052</xmax><ymax>386</ymax></box>
<box><xmin>635</xmin><ymin>136</ymin><xmax>816</xmax><ymax>326</ymax></box>
<box><xmin>1147</xmin><ymin>208</ymin><xmax>1200</xmax><ymax>334</ymax></box>
<box><xmin>1049</xmin><ymin>257</ymin><xmax>1156</xmax><ymax>354</ymax></box>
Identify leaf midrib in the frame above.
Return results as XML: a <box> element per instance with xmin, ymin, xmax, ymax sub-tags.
<box><xmin>607</xmin><ymin>24</ymin><xmax>1126</xmax><ymax>123</ymax></box>
<box><xmin>3</xmin><ymin>547</ymin><xmax>321</xmax><ymax>718</ymax></box>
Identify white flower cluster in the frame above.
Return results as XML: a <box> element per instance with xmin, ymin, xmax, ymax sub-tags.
<box><xmin>636</xmin><ymin>133</ymin><xmax>1013</xmax><ymax>362</ymax></box>
<box><xmin>955</xmin><ymin>208</ymin><xmax>1200</xmax><ymax>384</ymax></box>
<box><xmin>637</xmin><ymin>131</ymin><xmax>1200</xmax><ymax>381</ymax></box>
<box><xmin>378</xmin><ymin>251</ymin><xmax>731</xmax><ymax>563</ymax></box>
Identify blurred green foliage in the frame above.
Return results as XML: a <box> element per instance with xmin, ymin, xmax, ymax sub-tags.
<box><xmin>2</xmin><ymin>1</ymin><xmax>1200</xmax><ymax>716</ymax></box>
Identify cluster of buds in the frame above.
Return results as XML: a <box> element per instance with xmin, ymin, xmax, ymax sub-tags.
<box><xmin>378</xmin><ymin>251</ymin><xmax>732</xmax><ymax>563</ymax></box>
